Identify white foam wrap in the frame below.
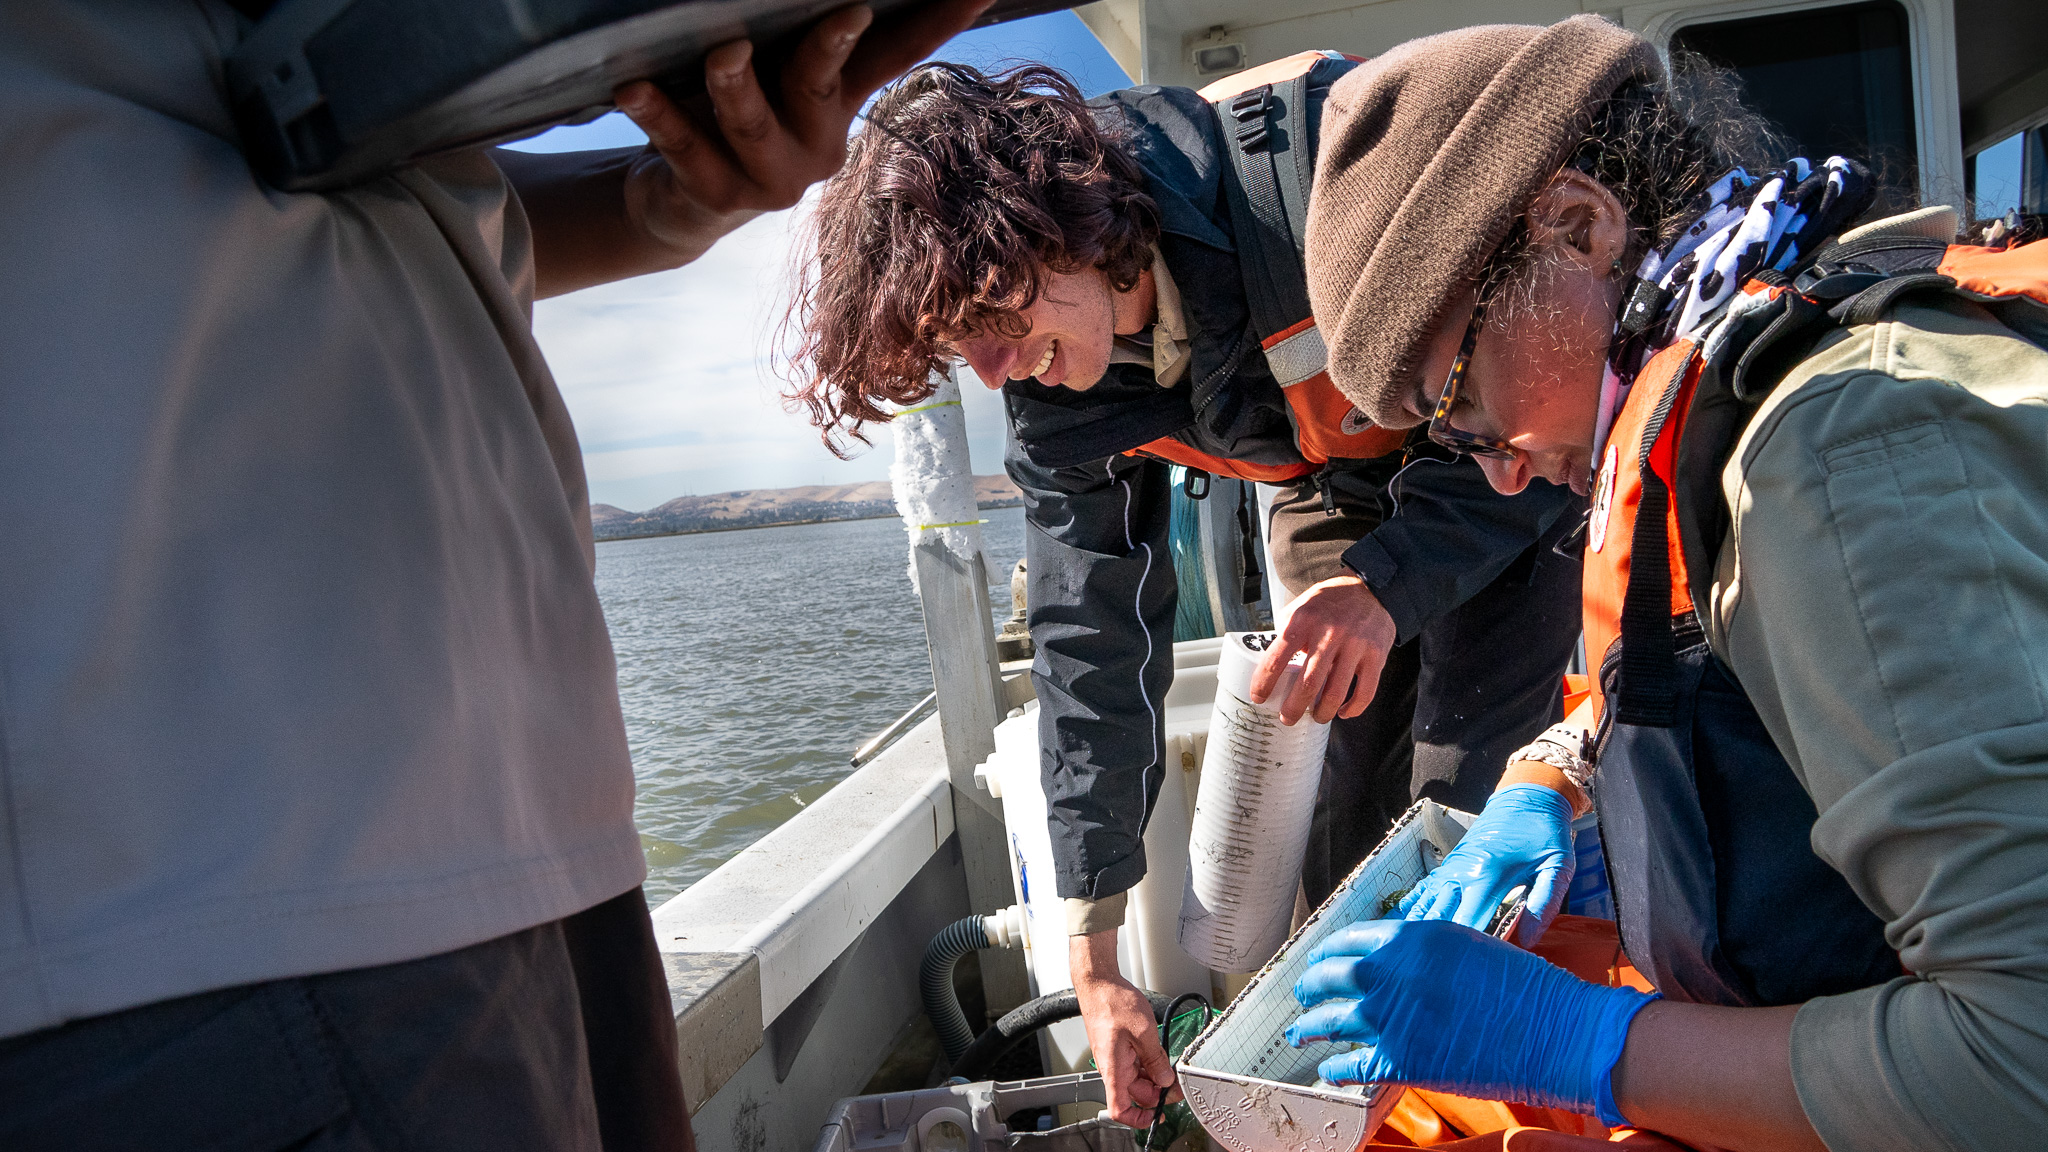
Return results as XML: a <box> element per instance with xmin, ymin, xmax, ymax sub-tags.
<box><xmin>889</xmin><ymin>369</ymin><xmax>990</xmax><ymax>592</ymax></box>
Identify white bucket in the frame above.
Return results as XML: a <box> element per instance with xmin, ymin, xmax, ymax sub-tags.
<box><xmin>1178</xmin><ymin>632</ymin><xmax>1331</xmax><ymax>973</ymax></box>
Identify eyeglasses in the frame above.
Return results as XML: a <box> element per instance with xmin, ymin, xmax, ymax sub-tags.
<box><xmin>1427</xmin><ymin>297</ymin><xmax>1516</xmax><ymax>460</ymax></box>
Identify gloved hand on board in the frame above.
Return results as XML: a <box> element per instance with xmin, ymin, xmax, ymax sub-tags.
<box><xmin>1284</xmin><ymin>919</ymin><xmax>1657</xmax><ymax>1125</ymax></box>
<box><xmin>1398</xmin><ymin>783</ymin><xmax>1574</xmax><ymax>946</ymax></box>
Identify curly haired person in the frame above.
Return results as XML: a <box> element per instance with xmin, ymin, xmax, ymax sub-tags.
<box><xmin>787</xmin><ymin>59</ymin><xmax>1587</xmax><ymax>1123</ymax></box>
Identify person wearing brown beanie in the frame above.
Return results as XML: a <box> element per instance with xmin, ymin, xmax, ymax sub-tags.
<box><xmin>1284</xmin><ymin>15</ymin><xmax>2048</xmax><ymax>1152</ymax></box>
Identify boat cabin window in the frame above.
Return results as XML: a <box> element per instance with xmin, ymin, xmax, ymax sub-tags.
<box><xmin>1670</xmin><ymin>1</ymin><xmax>1918</xmax><ymax>191</ymax></box>
<box><xmin>1966</xmin><ymin>126</ymin><xmax>2047</xmax><ymax>220</ymax></box>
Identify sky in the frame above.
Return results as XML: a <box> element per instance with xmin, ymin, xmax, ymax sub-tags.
<box><xmin>1972</xmin><ymin>131</ymin><xmax>2025</xmax><ymax>222</ymax></box>
<box><xmin>508</xmin><ymin>11</ymin><xmax>1130</xmax><ymax>512</ymax></box>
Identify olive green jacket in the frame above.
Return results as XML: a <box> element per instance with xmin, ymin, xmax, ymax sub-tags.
<box><xmin>1705</xmin><ymin>211</ymin><xmax>2048</xmax><ymax>1150</ymax></box>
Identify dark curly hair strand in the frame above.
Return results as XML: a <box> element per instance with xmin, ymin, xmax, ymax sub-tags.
<box><xmin>780</xmin><ymin>62</ymin><xmax>1159</xmax><ymax>456</ymax></box>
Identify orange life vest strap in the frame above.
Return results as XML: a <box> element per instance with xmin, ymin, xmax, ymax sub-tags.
<box><xmin>1583</xmin><ymin>338</ymin><xmax>1700</xmax><ymax>726</ymax></box>
<box><xmin>1189</xmin><ymin>50</ymin><xmax>1405</xmax><ymax>472</ymax></box>
<box><xmin>1123</xmin><ymin>437</ymin><xmax>1317</xmax><ymax>484</ymax></box>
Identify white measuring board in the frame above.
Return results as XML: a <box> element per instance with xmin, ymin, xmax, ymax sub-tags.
<box><xmin>1175</xmin><ymin>800</ymin><xmax>1479</xmax><ymax>1152</ymax></box>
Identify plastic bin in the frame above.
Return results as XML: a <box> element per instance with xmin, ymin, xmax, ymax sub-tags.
<box><xmin>814</xmin><ymin>1072</ymin><xmax>1140</xmax><ymax>1152</ymax></box>
<box><xmin>1173</xmin><ymin>799</ymin><xmax>1484</xmax><ymax>1152</ymax></box>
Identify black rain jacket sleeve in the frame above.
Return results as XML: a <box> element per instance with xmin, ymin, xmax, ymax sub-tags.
<box><xmin>1266</xmin><ymin>452</ymin><xmax>1581</xmax><ymax>642</ymax></box>
<box><xmin>1339</xmin><ymin>457</ymin><xmax>1578</xmax><ymax>641</ymax></box>
<box><xmin>1006</xmin><ymin>429</ymin><xmax>1177</xmax><ymax>903</ymax></box>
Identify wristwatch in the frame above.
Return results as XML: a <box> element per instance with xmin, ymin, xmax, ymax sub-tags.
<box><xmin>1510</xmin><ymin>722</ymin><xmax>1595</xmax><ymax>818</ymax></box>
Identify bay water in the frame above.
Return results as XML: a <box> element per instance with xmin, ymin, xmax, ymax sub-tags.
<box><xmin>595</xmin><ymin>508</ymin><xmax>1028</xmax><ymax>904</ymax></box>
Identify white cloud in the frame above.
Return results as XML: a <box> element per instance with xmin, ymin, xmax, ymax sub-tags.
<box><xmin>534</xmin><ymin>195</ymin><xmax>1010</xmax><ymax>512</ymax></box>
<box><xmin>522</xmin><ymin>0</ymin><xmax>1138</xmax><ymax>512</ymax></box>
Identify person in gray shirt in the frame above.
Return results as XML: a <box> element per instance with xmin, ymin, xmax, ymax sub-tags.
<box><xmin>0</xmin><ymin>1</ymin><xmax>986</xmax><ymax>1149</ymax></box>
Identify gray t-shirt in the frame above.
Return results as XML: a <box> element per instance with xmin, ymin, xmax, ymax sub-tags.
<box><xmin>0</xmin><ymin>0</ymin><xmax>644</xmax><ymax>1039</ymax></box>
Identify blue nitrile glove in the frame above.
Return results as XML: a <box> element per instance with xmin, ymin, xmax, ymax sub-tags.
<box><xmin>1284</xmin><ymin>919</ymin><xmax>1657</xmax><ymax>1125</ymax></box>
<box><xmin>1399</xmin><ymin>783</ymin><xmax>1574</xmax><ymax>946</ymax></box>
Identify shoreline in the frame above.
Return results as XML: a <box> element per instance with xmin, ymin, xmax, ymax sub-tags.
<box><xmin>595</xmin><ymin>501</ymin><xmax>1025</xmax><ymax>545</ymax></box>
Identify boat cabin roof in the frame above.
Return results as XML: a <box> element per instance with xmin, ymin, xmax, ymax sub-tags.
<box><xmin>1070</xmin><ymin>0</ymin><xmax>2048</xmax><ymax>216</ymax></box>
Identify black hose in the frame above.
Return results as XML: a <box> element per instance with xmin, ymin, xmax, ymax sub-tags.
<box><xmin>948</xmin><ymin>989</ymin><xmax>1176</xmax><ymax>1082</ymax></box>
<box><xmin>1158</xmin><ymin>993</ymin><xmax>1210</xmax><ymax>1040</ymax></box>
<box><xmin>920</xmin><ymin>915</ymin><xmax>994</xmax><ymax>1064</ymax></box>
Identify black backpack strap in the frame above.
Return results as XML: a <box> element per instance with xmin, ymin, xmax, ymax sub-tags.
<box><xmin>1215</xmin><ymin>73</ymin><xmax>1316</xmax><ymax>350</ymax></box>
<box><xmin>1622</xmin><ymin>238</ymin><xmax>1964</xmax><ymax>728</ymax></box>
<box><xmin>1833</xmin><ymin>273</ymin><xmax>1959</xmax><ymax>326</ymax></box>
<box><xmin>1614</xmin><ymin>350</ymin><xmax>1694</xmax><ymax>728</ymax></box>
<box><xmin>1805</xmin><ymin>232</ymin><xmax>1949</xmax><ymax>275</ymax></box>
<box><xmin>1794</xmin><ymin>233</ymin><xmax>1956</xmax><ymax>326</ymax></box>
<box><xmin>1670</xmin><ymin>288</ymin><xmax>1806</xmax><ymax>613</ymax></box>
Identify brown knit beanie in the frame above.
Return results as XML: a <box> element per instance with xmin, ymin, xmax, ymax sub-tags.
<box><xmin>1306</xmin><ymin>16</ymin><xmax>1661</xmax><ymax>426</ymax></box>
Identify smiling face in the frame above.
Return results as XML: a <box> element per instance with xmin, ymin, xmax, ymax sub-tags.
<box><xmin>950</xmin><ymin>266</ymin><xmax>1156</xmax><ymax>391</ymax></box>
<box><xmin>1401</xmin><ymin>171</ymin><xmax>1634</xmax><ymax>497</ymax></box>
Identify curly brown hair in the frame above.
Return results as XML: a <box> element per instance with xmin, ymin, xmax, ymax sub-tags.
<box><xmin>781</xmin><ymin>62</ymin><xmax>1159</xmax><ymax>455</ymax></box>
<box><xmin>1471</xmin><ymin>54</ymin><xmax>1785</xmax><ymax>319</ymax></box>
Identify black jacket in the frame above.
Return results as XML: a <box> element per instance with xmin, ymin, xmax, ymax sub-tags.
<box><xmin>1005</xmin><ymin>79</ymin><xmax>1576</xmax><ymax>904</ymax></box>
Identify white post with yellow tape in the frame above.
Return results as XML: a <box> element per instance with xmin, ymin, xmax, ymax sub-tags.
<box><xmin>893</xmin><ymin>366</ymin><xmax>1029</xmax><ymax>1014</ymax></box>
<box><xmin>890</xmin><ymin>367</ymin><xmax>990</xmax><ymax>593</ymax></box>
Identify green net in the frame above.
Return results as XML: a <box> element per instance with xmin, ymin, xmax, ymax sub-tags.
<box><xmin>1145</xmin><ymin>1004</ymin><xmax>1213</xmax><ymax>1150</ymax></box>
<box><xmin>1166</xmin><ymin>467</ymin><xmax>1218</xmax><ymax>642</ymax></box>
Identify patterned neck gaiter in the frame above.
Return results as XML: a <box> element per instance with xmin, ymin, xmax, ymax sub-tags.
<box><xmin>1590</xmin><ymin>156</ymin><xmax>1875</xmax><ymax>460</ymax></box>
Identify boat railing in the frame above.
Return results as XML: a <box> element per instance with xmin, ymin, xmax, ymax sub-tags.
<box><xmin>848</xmin><ymin>690</ymin><xmax>938</xmax><ymax>768</ymax></box>
<box><xmin>650</xmin><ymin>703</ymin><xmax>972</xmax><ymax>1151</ymax></box>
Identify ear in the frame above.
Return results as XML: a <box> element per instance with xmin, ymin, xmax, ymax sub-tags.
<box><xmin>1111</xmin><ymin>266</ymin><xmax>1157</xmax><ymax>336</ymax></box>
<box><xmin>1522</xmin><ymin>169</ymin><xmax>1631</xmax><ymax>274</ymax></box>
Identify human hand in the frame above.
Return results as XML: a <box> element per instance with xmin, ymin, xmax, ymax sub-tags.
<box><xmin>1070</xmin><ymin>932</ymin><xmax>1177</xmax><ymax>1127</ymax></box>
<box><xmin>612</xmin><ymin>0</ymin><xmax>993</xmax><ymax>261</ymax></box>
<box><xmin>1249</xmin><ymin>575</ymin><xmax>1396</xmax><ymax>725</ymax></box>
<box><xmin>1285</xmin><ymin>919</ymin><xmax>1655</xmax><ymax>1124</ymax></box>
<box><xmin>1398</xmin><ymin>783</ymin><xmax>1575</xmax><ymax>946</ymax></box>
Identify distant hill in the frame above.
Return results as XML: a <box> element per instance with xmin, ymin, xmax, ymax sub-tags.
<box><xmin>591</xmin><ymin>475</ymin><xmax>1023</xmax><ymax>541</ymax></box>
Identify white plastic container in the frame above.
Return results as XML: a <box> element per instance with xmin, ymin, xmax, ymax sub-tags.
<box><xmin>976</xmin><ymin>639</ymin><xmax>1224</xmax><ymax>1072</ymax></box>
<box><xmin>1178</xmin><ymin>632</ymin><xmax>1331</xmax><ymax>974</ymax></box>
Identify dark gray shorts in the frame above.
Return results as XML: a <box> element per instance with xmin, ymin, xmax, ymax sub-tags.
<box><xmin>0</xmin><ymin>888</ymin><xmax>692</xmax><ymax>1152</ymax></box>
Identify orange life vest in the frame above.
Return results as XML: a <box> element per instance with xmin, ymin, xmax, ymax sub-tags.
<box><xmin>1585</xmin><ymin>237</ymin><xmax>2048</xmax><ymax>727</ymax></box>
<box><xmin>1124</xmin><ymin>51</ymin><xmax>1409</xmax><ymax>483</ymax></box>
<box><xmin>1580</xmin><ymin>330</ymin><xmax>1708</xmax><ymax>726</ymax></box>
